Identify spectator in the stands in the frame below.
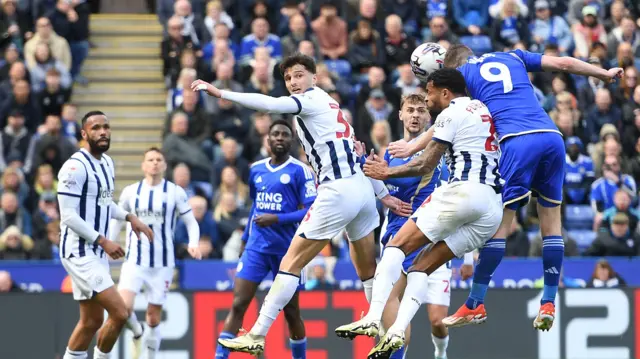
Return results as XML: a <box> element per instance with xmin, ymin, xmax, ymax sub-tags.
<box><xmin>603</xmin><ymin>0</ymin><xmax>626</xmax><ymax>32</ymax></box>
<box><xmin>59</xmin><ymin>103</ymin><xmax>80</xmax><ymax>145</ymax></box>
<box><xmin>425</xmin><ymin>0</ymin><xmax>449</xmax><ymax>21</ymax></box>
<box><xmin>48</xmin><ymin>0</ymin><xmax>91</xmax><ymax>84</ymax></box>
<box><xmin>576</xmin><ymin>57</ymin><xmax>611</xmax><ymax>113</ymax></box>
<box><xmin>29</xmin><ymin>42</ymin><xmax>71</xmax><ymax>92</ymax></box>
<box><xmin>564</xmin><ymin>137</ymin><xmax>595</xmax><ymax>205</ymax></box>
<box><xmin>201</xmin><ymin>22</ymin><xmax>237</xmax><ymax>65</ymax></box>
<box><xmin>356</xmin><ymin>65</ymin><xmax>402</xmax><ymax>114</ymax></box>
<box><xmin>0</xmin><ymin>270</ymin><xmax>21</xmax><ymax>290</ymax></box>
<box><xmin>348</xmin><ymin>19</ymin><xmax>385</xmax><ymax>73</ymax></box>
<box><xmin>176</xmin><ymin>195</ymin><xmax>222</xmax><ymax>258</ymax></box>
<box><xmin>423</xmin><ymin>16</ymin><xmax>458</xmax><ymax>47</ymax></box>
<box><xmin>591</xmin><ymin>154</ymin><xmax>636</xmax><ymax>219</ymax></box>
<box><xmin>30</xmin><ymin>190</ymin><xmax>58</xmax><ymax>241</ymax></box>
<box><xmin>0</xmin><ymin>44</ymin><xmax>21</xmax><ymax>79</ymax></box>
<box><xmin>242</xmin><ymin>111</ymin><xmax>271</xmax><ymax>162</ymax></box>
<box><xmin>162</xmin><ymin>113</ymin><xmax>213</xmax><ymax>182</ymax></box>
<box><xmin>573</xmin><ymin>6</ymin><xmax>607</xmax><ymax>59</ymax></box>
<box><xmin>584</xmin><ymin>88</ymin><xmax>622</xmax><ymax>143</ymax></box>
<box><xmin>166</xmin><ymin>67</ymin><xmax>199</xmax><ymax>112</ymax></box>
<box><xmin>529</xmin><ymin>0</ymin><xmax>573</xmax><ymax>54</ymax></box>
<box><xmin>24</xmin><ymin>17</ymin><xmax>71</xmax><ymax>72</ymax></box>
<box><xmin>281</xmin><ymin>12</ymin><xmax>317</xmax><ymax>59</ymax></box>
<box><xmin>382</xmin><ymin>0</ymin><xmax>418</xmax><ymax>35</ymax></box>
<box><xmin>239</xmin><ymin>17</ymin><xmax>281</xmax><ymax>65</ymax></box>
<box><xmin>0</xmin><ymin>0</ymin><xmax>32</xmax><ymax>52</ymax></box>
<box><xmin>162</xmin><ymin>15</ymin><xmax>199</xmax><ymax>88</ymax></box>
<box><xmin>163</xmin><ymin>89</ymin><xmax>210</xmax><ymax>143</ymax></box>
<box><xmin>314</xmin><ymin>62</ymin><xmax>351</xmax><ymax>100</ymax></box>
<box><xmin>489</xmin><ymin>0</ymin><xmax>529</xmax><ymax>19</ymax></box>
<box><xmin>0</xmin><ymin>80</ymin><xmax>42</xmax><ymax>131</ymax></box>
<box><xmin>356</xmin><ymin>88</ymin><xmax>396</xmax><ymax>150</ymax></box>
<box><xmin>174</xmin><ymin>0</ymin><xmax>206</xmax><ymax>46</ymax></box>
<box><xmin>244</xmin><ymin>58</ymin><xmax>284</xmax><ymax>97</ymax></box>
<box><xmin>0</xmin><ymin>60</ymin><xmax>28</xmax><ymax>99</ymax></box>
<box><xmin>600</xmin><ymin>189</ymin><xmax>640</xmax><ymax>233</ymax></box>
<box><xmin>210</xmin><ymin>95</ymin><xmax>250</xmax><ymax>146</ymax></box>
<box><xmin>29</xmin><ymin>162</ymin><xmax>57</xmax><ymax>202</ymax></box>
<box><xmin>622</xmin><ymin>86</ymin><xmax>640</xmax><ymax>130</ymax></box>
<box><xmin>203</xmin><ymin>0</ymin><xmax>234</xmax><ymax>41</ymax></box>
<box><xmin>33</xmin><ymin>114</ymin><xmax>76</xmax><ymax>164</ymax></box>
<box><xmin>213</xmin><ymin>138</ymin><xmax>249</xmax><ymax>187</ymax></box>
<box><xmin>213</xmin><ymin>191</ymin><xmax>249</xmax><ymax>244</ymax></box>
<box><xmin>613</xmin><ymin>65</ymin><xmax>638</xmax><ymax>108</ymax></box>
<box><xmin>0</xmin><ymin>225</ymin><xmax>32</xmax><ymax>259</ymax></box>
<box><xmin>0</xmin><ymin>110</ymin><xmax>35</xmax><ymax>173</ymax></box>
<box><xmin>214</xmin><ymin>165</ymin><xmax>249</xmax><ymax>208</ymax></box>
<box><xmin>567</xmin><ymin>0</ymin><xmax>606</xmax><ymax>27</ymax></box>
<box><xmin>585</xmin><ymin>212</ymin><xmax>640</xmax><ymax>256</ymax></box>
<box><xmin>369</xmin><ymin>121</ymin><xmax>392</xmax><ymax>155</ymax></box>
<box><xmin>587</xmin><ymin>259</ymin><xmax>626</xmax><ymax>287</ymax></box>
<box><xmin>504</xmin><ymin>217</ymin><xmax>530</xmax><ymax>257</ymax></box>
<box><xmin>624</xmin><ymin>109</ymin><xmax>640</xmax><ymax>160</ymax></box>
<box><xmin>607</xmin><ymin>15</ymin><xmax>640</xmax><ymax>59</ymax></box>
<box><xmin>0</xmin><ymin>191</ymin><xmax>31</xmax><ymax>235</ymax></box>
<box><xmin>452</xmin><ymin>0</ymin><xmax>490</xmax><ymax>36</ymax></box>
<box><xmin>489</xmin><ymin>0</ymin><xmax>529</xmax><ymax>52</ymax></box>
<box><xmin>240</xmin><ymin>0</ymin><xmax>277</xmax><ymax>37</ymax></box>
<box><xmin>32</xmin><ymin>220</ymin><xmax>60</xmax><ymax>259</ymax></box>
<box><xmin>37</xmin><ymin>68</ymin><xmax>71</xmax><ymax>117</ymax></box>
<box><xmin>0</xmin><ymin>166</ymin><xmax>29</xmax><ymax>206</ymax></box>
<box><xmin>207</xmin><ymin>62</ymin><xmax>242</xmax><ymax>113</ymax></box>
<box><xmin>311</xmin><ymin>2</ymin><xmax>348</xmax><ymax>60</ymax></box>
<box><xmin>383</xmin><ymin>14</ymin><xmax>416</xmax><ymax>74</ymax></box>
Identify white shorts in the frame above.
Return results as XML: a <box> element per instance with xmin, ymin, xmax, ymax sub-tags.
<box><xmin>424</xmin><ymin>263</ymin><xmax>452</xmax><ymax>306</ymax></box>
<box><xmin>413</xmin><ymin>181</ymin><xmax>503</xmax><ymax>257</ymax></box>
<box><xmin>118</xmin><ymin>261</ymin><xmax>174</xmax><ymax>305</ymax></box>
<box><xmin>295</xmin><ymin>172</ymin><xmax>379</xmax><ymax>241</ymax></box>
<box><xmin>61</xmin><ymin>255</ymin><xmax>114</xmax><ymax>301</ymax></box>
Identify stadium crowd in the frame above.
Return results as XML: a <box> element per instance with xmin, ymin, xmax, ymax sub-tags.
<box><xmin>0</xmin><ymin>0</ymin><xmax>639</xmax><ymax>285</ymax></box>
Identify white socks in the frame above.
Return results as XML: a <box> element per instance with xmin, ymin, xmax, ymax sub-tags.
<box><xmin>432</xmin><ymin>334</ymin><xmax>449</xmax><ymax>358</ymax></box>
<box><xmin>63</xmin><ymin>348</ymin><xmax>87</xmax><ymax>359</ymax></box>
<box><xmin>127</xmin><ymin>312</ymin><xmax>144</xmax><ymax>338</ymax></box>
<box><xmin>146</xmin><ymin>325</ymin><xmax>161</xmax><ymax>359</ymax></box>
<box><xmin>93</xmin><ymin>346</ymin><xmax>110</xmax><ymax>359</ymax></box>
<box><xmin>366</xmin><ymin>247</ymin><xmax>405</xmax><ymax>321</ymax></box>
<box><xmin>388</xmin><ymin>272</ymin><xmax>429</xmax><ymax>333</ymax></box>
<box><xmin>363</xmin><ymin>277</ymin><xmax>374</xmax><ymax>303</ymax></box>
<box><xmin>250</xmin><ymin>272</ymin><xmax>300</xmax><ymax>336</ymax></box>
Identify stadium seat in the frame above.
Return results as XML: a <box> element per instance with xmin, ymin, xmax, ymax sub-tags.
<box><xmin>567</xmin><ymin>230</ymin><xmax>597</xmax><ymax>252</ymax></box>
<box><xmin>324</xmin><ymin>59</ymin><xmax>352</xmax><ymax>79</ymax></box>
<box><xmin>459</xmin><ymin>35</ymin><xmax>493</xmax><ymax>56</ymax></box>
<box><xmin>564</xmin><ymin>205</ymin><xmax>594</xmax><ymax>230</ymax></box>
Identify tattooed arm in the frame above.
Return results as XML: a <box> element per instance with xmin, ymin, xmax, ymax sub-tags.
<box><xmin>387</xmin><ymin>140</ymin><xmax>448</xmax><ymax>178</ymax></box>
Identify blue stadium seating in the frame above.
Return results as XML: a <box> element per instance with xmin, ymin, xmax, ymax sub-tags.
<box><xmin>567</xmin><ymin>230</ymin><xmax>597</xmax><ymax>252</ymax></box>
<box><xmin>564</xmin><ymin>205</ymin><xmax>595</xmax><ymax>230</ymax></box>
<box><xmin>324</xmin><ymin>59</ymin><xmax>352</xmax><ymax>79</ymax></box>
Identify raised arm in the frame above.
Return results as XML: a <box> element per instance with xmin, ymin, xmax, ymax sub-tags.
<box><xmin>191</xmin><ymin>79</ymin><xmax>299</xmax><ymax>114</ymax></box>
<box><xmin>541</xmin><ymin>55</ymin><xmax>623</xmax><ymax>83</ymax></box>
<box><xmin>387</xmin><ymin>126</ymin><xmax>435</xmax><ymax>158</ymax></box>
<box><xmin>364</xmin><ymin>140</ymin><xmax>448</xmax><ymax>180</ymax></box>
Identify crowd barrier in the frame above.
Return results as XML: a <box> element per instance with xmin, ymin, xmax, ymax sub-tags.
<box><xmin>0</xmin><ymin>289</ymin><xmax>637</xmax><ymax>359</ymax></box>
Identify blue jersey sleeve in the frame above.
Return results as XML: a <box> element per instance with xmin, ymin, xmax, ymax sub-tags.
<box><xmin>511</xmin><ymin>49</ymin><xmax>543</xmax><ymax>72</ymax></box>
<box><xmin>384</xmin><ymin>149</ymin><xmax>391</xmax><ymax>164</ymax></box>
<box><xmin>590</xmin><ymin>181</ymin><xmax>603</xmax><ymax>207</ymax></box>
<box><xmin>296</xmin><ymin>165</ymin><xmax>317</xmax><ymax>207</ymax></box>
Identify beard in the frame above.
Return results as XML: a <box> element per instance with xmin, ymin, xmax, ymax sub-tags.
<box><xmin>88</xmin><ymin>138</ymin><xmax>110</xmax><ymax>153</ymax></box>
<box><xmin>428</xmin><ymin>108</ymin><xmax>442</xmax><ymax>120</ymax></box>
<box><xmin>270</xmin><ymin>143</ymin><xmax>291</xmax><ymax>158</ymax></box>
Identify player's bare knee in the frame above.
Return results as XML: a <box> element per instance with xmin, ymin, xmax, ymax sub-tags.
<box><xmin>81</xmin><ymin>315</ymin><xmax>103</xmax><ymax>332</ymax></box>
<box><xmin>109</xmin><ymin>305</ymin><xmax>129</xmax><ymax>325</ymax></box>
<box><xmin>146</xmin><ymin>306</ymin><xmax>162</xmax><ymax>327</ymax></box>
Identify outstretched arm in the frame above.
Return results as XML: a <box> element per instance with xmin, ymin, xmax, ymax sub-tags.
<box><xmin>541</xmin><ymin>56</ymin><xmax>623</xmax><ymax>83</ymax></box>
<box><xmin>191</xmin><ymin>79</ymin><xmax>299</xmax><ymax>114</ymax></box>
<box><xmin>387</xmin><ymin>126</ymin><xmax>435</xmax><ymax>158</ymax></box>
<box><xmin>364</xmin><ymin>140</ymin><xmax>448</xmax><ymax>180</ymax></box>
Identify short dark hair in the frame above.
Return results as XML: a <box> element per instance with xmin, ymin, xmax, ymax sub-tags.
<box><xmin>426</xmin><ymin>68</ymin><xmax>468</xmax><ymax>96</ymax></box>
<box><xmin>269</xmin><ymin>119</ymin><xmax>294</xmax><ymax>134</ymax></box>
<box><xmin>400</xmin><ymin>93</ymin><xmax>426</xmax><ymax>109</ymax></box>
<box><xmin>443</xmin><ymin>44</ymin><xmax>474</xmax><ymax>68</ymax></box>
<box><xmin>279</xmin><ymin>53</ymin><xmax>316</xmax><ymax>76</ymax></box>
<box><xmin>81</xmin><ymin>110</ymin><xmax>106</xmax><ymax>127</ymax></box>
<box><xmin>144</xmin><ymin>147</ymin><xmax>165</xmax><ymax>158</ymax></box>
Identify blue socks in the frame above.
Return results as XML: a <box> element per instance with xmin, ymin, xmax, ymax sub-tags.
<box><xmin>290</xmin><ymin>337</ymin><xmax>307</xmax><ymax>359</ymax></box>
<box><xmin>390</xmin><ymin>344</ymin><xmax>406</xmax><ymax>359</ymax></box>
<box><xmin>465</xmin><ymin>239</ymin><xmax>505</xmax><ymax>310</ymax></box>
<box><xmin>215</xmin><ymin>332</ymin><xmax>234</xmax><ymax>358</ymax></box>
<box><xmin>541</xmin><ymin>236</ymin><xmax>564</xmax><ymax>305</ymax></box>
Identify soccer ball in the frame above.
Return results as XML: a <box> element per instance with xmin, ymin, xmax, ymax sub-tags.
<box><xmin>410</xmin><ymin>42</ymin><xmax>447</xmax><ymax>81</ymax></box>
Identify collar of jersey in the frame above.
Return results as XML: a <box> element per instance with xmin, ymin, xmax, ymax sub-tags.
<box><xmin>80</xmin><ymin>148</ymin><xmax>103</xmax><ymax>163</ymax></box>
<box><xmin>305</xmin><ymin>87</ymin><xmax>314</xmax><ymax>92</ymax></box>
<box><xmin>265</xmin><ymin>156</ymin><xmax>293</xmax><ymax>172</ymax></box>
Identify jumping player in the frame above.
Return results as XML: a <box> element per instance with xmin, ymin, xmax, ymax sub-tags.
<box><xmin>111</xmin><ymin>147</ymin><xmax>202</xmax><ymax>359</ymax></box>
<box><xmin>192</xmin><ymin>53</ymin><xmax>382</xmax><ymax>355</ymax></box>
<box><xmin>390</xmin><ymin>46</ymin><xmax>623</xmax><ymax>330</ymax></box>
<box><xmin>57</xmin><ymin>111</ymin><xmax>153</xmax><ymax>359</ymax></box>
<box><xmin>214</xmin><ymin>120</ymin><xmax>314</xmax><ymax>359</ymax></box>
<box><xmin>341</xmin><ymin>93</ymin><xmax>472</xmax><ymax>359</ymax></box>
<box><xmin>340</xmin><ymin>68</ymin><xmax>503</xmax><ymax>359</ymax></box>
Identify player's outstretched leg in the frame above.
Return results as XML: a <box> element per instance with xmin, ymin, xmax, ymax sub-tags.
<box><xmin>534</xmin><ymin>201</ymin><xmax>563</xmax><ymax>331</ymax></box>
<box><xmin>443</xmin><ymin>208</ymin><xmax>513</xmax><ymax>328</ymax></box>
<box><xmin>144</xmin><ymin>304</ymin><xmax>163</xmax><ymax>359</ymax></box>
<box><xmin>283</xmin><ymin>292</ymin><xmax>307</xmax><ymax>359</ymax></box>
<box><xmin>215</xmin><ymin>277</ymin><xmax>260</xmax><ymax>358</ymax></box>
<box><xmin>381</xmin><ymin>274</ymin><xmax>412</xmax><ymax>359</ymax></box>
<box><xmin>370</xmin><ymin>242</ymin><xmax>456</xmax><ymax>359</ymax></box>
<box><xmin>428</xmin><ymin>304</ymin><xmax>450</xmax><ymax>359</ymax></box>
<box><xmin>93</xmin><ymin>287</ymin><xmax>130</xmax><ymax>358</ymax></box>
<box><xmin>63</xmin><ymin>300</ymin><xmax>105</xmax><ymax>359</ymax></box>
<box><xmin>336</xmin><ymin>220</ymin><xmax>427</xmax><ymax>341</ymax></box>
<box><xmin>218</xmin><ymin>236</ymin><xmax>327</xmax><ymax>355</ymax></box>
<box><xmin>119</xmin><ymin>289</ymin><xmax>145</xmax><ymax>359</ymax></box>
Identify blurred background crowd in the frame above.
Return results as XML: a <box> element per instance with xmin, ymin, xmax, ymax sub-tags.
<box><xmin>0</xmin><ymin>0</ymin><xmax>639</xmax><ymax>290</ymax></box>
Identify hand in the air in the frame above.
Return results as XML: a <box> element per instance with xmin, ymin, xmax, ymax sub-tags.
<box><xmin>600</xmin><ymin>67</ymin><xmax>623</xmax><ymax>84</ymax></box>
<box><xmin>380</xmin><ymin>195</ymin><xmax>413</xmax><ymax>217</ymax></box>
<box><xmin>387</xmin><ymin>140</ymin><xmax>414</xmax><ymax>158</ymax></box>
<box><xmin>191</xmin><ymin>79</ymin><xmax>222</xmax><ymax>98</ymax></box>
<box><xmin>363</xmin><ymin>149</ymin><xmax>389</xmax><ymax>180</ymax></box>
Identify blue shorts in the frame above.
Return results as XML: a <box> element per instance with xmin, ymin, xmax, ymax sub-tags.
<box><xmin>236</xmin><ymin>249</ymin><xmax>304</xmax><ymax>289</ymax></box>
<box><xmin>499</xmin><ymin>132</ymin><xmax>565</xmax><ymax>210</ymax></box>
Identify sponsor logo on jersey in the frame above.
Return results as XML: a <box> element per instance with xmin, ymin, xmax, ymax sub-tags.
<box><xmin>256</xmin><ymin>192</ymin><xmax>284</xmax><ymax>211</ymax></box>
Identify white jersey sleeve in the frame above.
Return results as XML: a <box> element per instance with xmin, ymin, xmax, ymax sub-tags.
<box><xmin>431</xmin><ymin>109</ymin><xmax>461</xmax><ymax>146</ymax></box>
<box><xmin>108</xmin><ymin>185</ymin><xmax>134</xmax><ymax>242</ymax></box>
<box><xmin>291</xmin><ymin>92</ymin><xmax>327</xmax><ymax>118</ymax></box>
<box><xmin>57</xmin><ymin>160</ymin><xmax>101</xmax><ymax>243</ymax></box>
<box><xmin>175</xmin><ymin>186</ymin><xmax>192</xmax><ymax>216</ymax></box>
<box><xmin>220</xmin><ymin>90</ymin><xmax>299</xmax><ymax>114</ymax></box>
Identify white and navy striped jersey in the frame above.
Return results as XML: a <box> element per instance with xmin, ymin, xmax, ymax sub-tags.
<box><xmin>57</xmin><ymin>149</ymin><xmax>116</xmax><ymax>259</ymax></box>
<box><xmin>431</xmin><ymin>97</ymin><xmax>503</xmax><ymax>189</ymax></box>
<box><xmin>292</xmin><ymin>87</ymin><xmax>360</xmax><ymax>183</ymax></box>
<box><xmin>117</xmin><ymin>179</ymin><xmax>191</xmax><ymax>268</ymax></box>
